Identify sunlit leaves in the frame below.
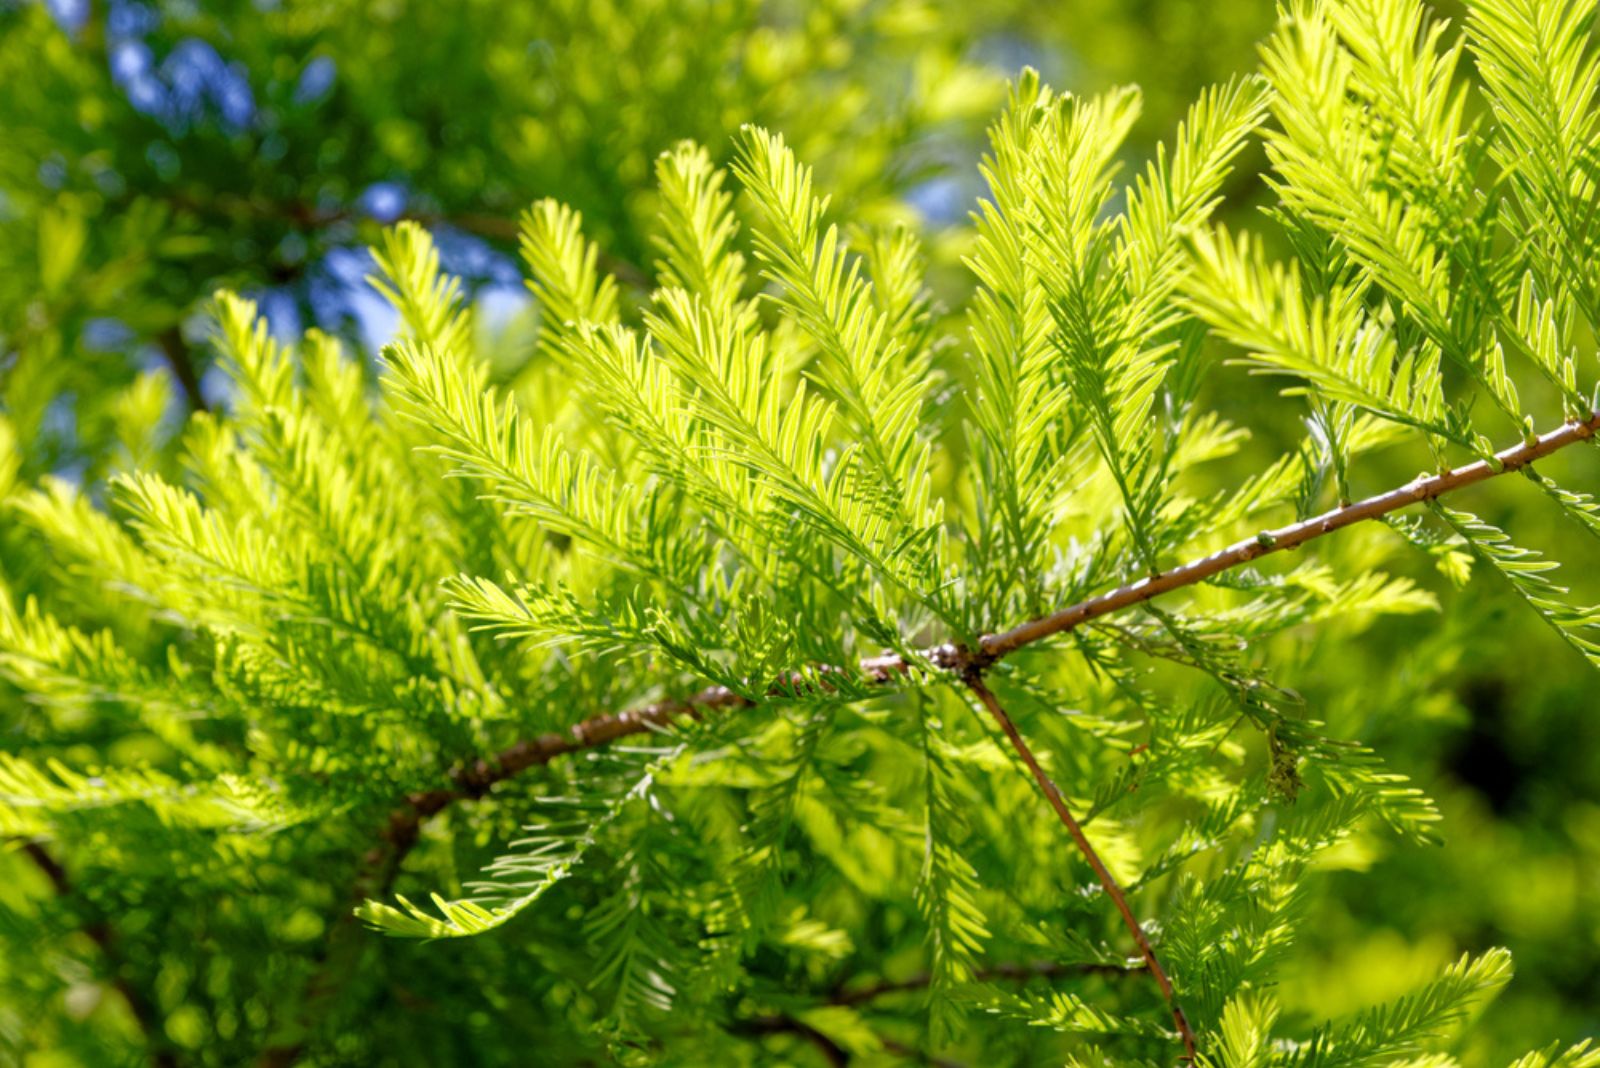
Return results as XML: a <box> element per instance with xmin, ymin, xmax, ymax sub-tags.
<box><xmin>7</xmin><ymin>8</ymin><xmax>1600</xmax><ymax>1062</ymax></box>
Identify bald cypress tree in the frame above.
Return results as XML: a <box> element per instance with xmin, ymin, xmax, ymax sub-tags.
<box><xmin>4</xmin><ymin>0</ymin><xmax>1600</xmax><ymax>1064</ymax></box>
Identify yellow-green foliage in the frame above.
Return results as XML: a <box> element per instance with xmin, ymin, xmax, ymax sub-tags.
<box><xmin>4</xmin><ymin>1</ymin><xmax>1600</xmax><ymax>1065</ymax></box>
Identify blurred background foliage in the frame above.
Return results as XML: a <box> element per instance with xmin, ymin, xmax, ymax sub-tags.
<box><xmin>0</xmin><ymin>0</ymin><xmax>1594</xmax><ymax>1062</ymax></box>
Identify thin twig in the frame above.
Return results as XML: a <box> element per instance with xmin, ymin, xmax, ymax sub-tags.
<box><xmin>961</xmin><ymin>676</ymin><xmax>1198</xmax><ymax>1061</ymax></box>
<box><xmin>21</xmin><ymin>843</ymin><xmax>178</xmax><ymax>1068</ymax></box>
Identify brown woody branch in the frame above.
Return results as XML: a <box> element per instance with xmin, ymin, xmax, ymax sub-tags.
<box><xmin>962</xmin><ymin>675</ymin><xmax>1197</xmax><ymax>1060</ymax></box>
<box><xmin>369</xmin><ymin>686</ymin><xmax>746</xmax><ymax>891</ymax></box>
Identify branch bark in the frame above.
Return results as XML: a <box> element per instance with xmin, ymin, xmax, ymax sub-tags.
<box><xmin>962</xmin><ymin>675</ymin><xmax>1198</xmax><ymax>1060</ymax></box>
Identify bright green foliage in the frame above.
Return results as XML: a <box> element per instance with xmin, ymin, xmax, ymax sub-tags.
<box><xmin>4</xmin><ymin>0</ymin><xmax>1600</xmax><ymax>1065</ymax></box>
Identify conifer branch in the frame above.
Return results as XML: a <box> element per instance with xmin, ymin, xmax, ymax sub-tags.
<box><xmin>977</xmin><ymin>412</ymin><xmax>1600</xmax><ymax>660</ymax></box>
<box><xmin>960</xmin><ymin>675</ymin><xmax>1198</xmax><ymax>1061</ymax></box>
<box><xmin>391</xmin><ymin>409</ymin><xmax>1600</xmax><ymax>823</ymax></box>
<box><xmin>18</xmin><ymin>6</ymin><xmax>1600</xmax><ymax>1062</ymax></box>
<box><xmin>354</xmin><ymin>409</ymin><xmax>1599</xmax><ymax>1050</ymax></box>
